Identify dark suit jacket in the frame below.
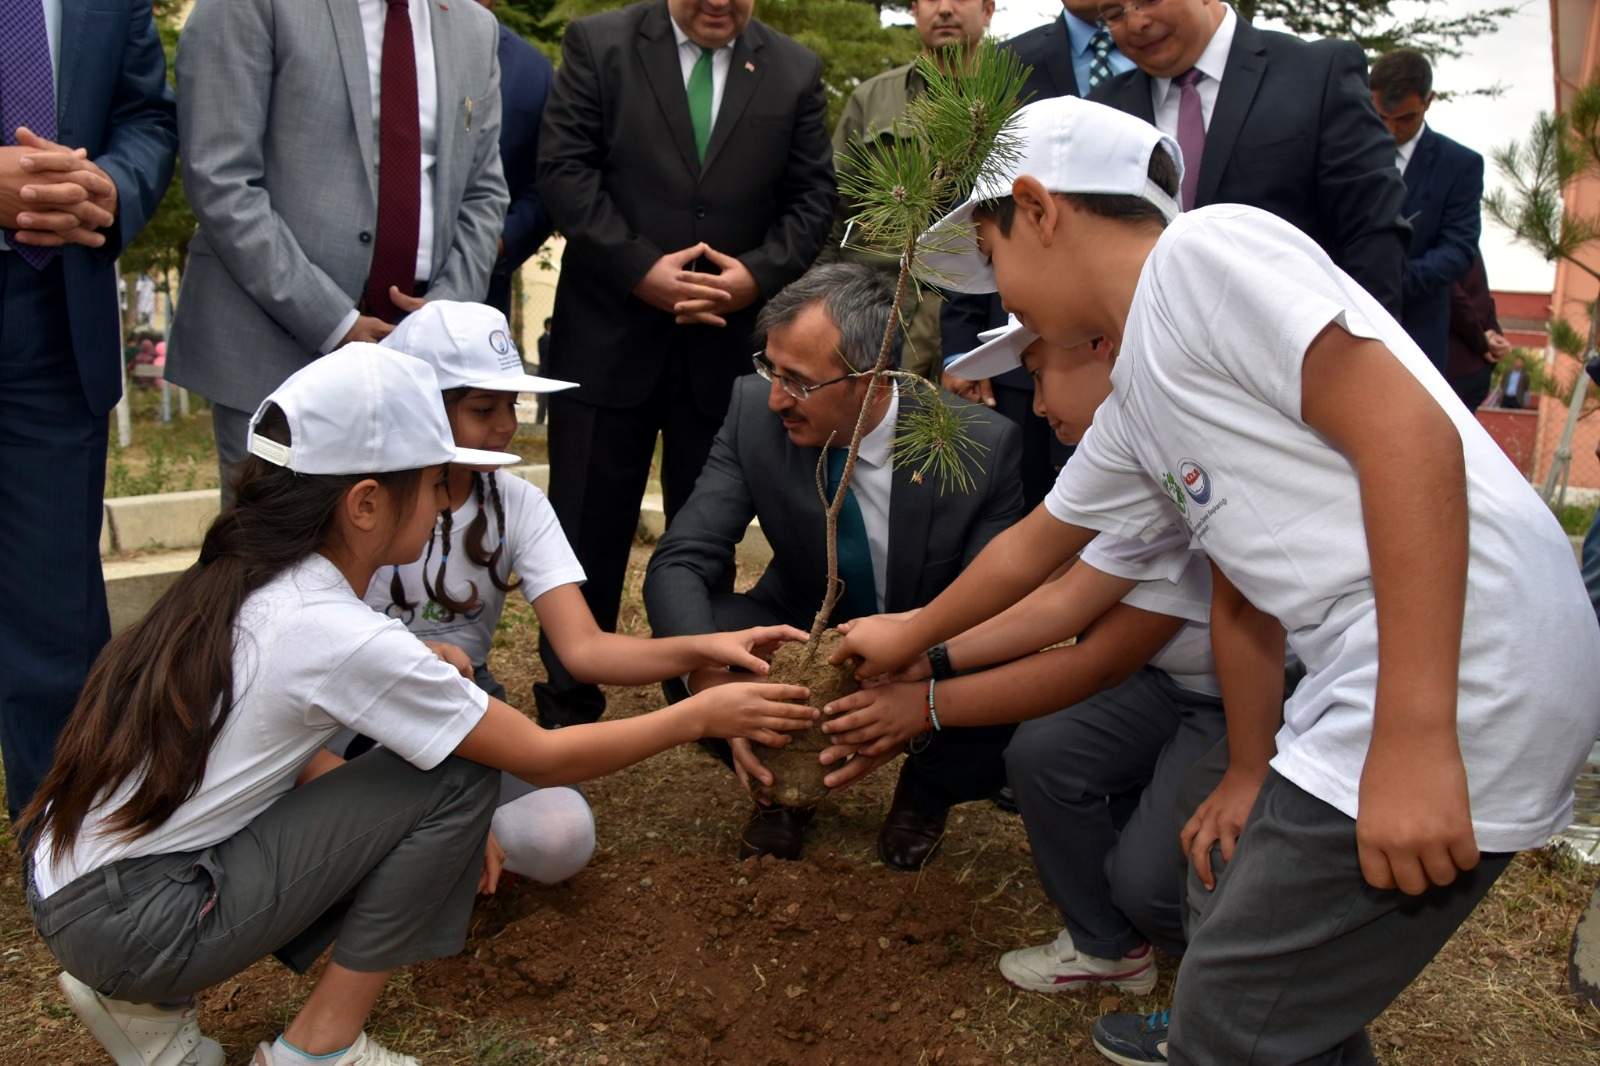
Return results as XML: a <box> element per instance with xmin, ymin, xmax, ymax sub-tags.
<box><xmin>1090</xmin><ymin>19</ymin><xmax>1407</xmax><ymax>316</ymax></box>
<box><xmin>42</xmin><ymin>0</ymin><xmax>177</xmax><ymax>415</ymax></box>
<box><xmin>488</xmin><ymin>21</ymin><xmax>555</xmax><ymax>311</ymax></box>
<box><xmin>644</xmin><ymin>376</ymin><xmax>1024</xmax><ymax>636</ymax></box>
<box><xmin>1399</xmin><ymin>127</ymin><xmax>1484</xmax><ymax>371</ymax></box>
<box><xmin>537</xmin><ymin>0</ymin><xmax>836</xmax><ymax>416</ymax></box>
<box><xmin>940</xmin><ymin>19</ymin><xmax>1084</xmax><ymax>390</ymax></box>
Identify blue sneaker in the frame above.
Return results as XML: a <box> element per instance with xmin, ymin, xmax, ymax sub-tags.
<box><xmin>1092</xmin><ymin>1009</ymin><xmax>1170</xmax><ymax>1065</ymax></box>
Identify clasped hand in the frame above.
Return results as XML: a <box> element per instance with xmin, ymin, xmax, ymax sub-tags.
<box><xmin>633</xmin><ymin>241</ymin><xmax>759</xmax><ymax>327</ymax></box>
<box><xmin>1</xmin><ymin>128</ymin><xmax>118</xmax><ymax>249</ymax></box>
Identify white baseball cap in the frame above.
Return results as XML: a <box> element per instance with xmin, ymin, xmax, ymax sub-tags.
<box><xmin>381</xmin><ymin>300</ymin><xmax>579</xmax><ymax>395</ymax></box>
<box><xmin>946</xmin><ymin>314</ymin><xmax>1039</xmax><ymax>381</ymax></box>
<box><xmin>246</xmin><ymin>343</ymin><xmax>521</xmax><ymax>474</ymax></box>
<box><xmin>917</xmin><ymin>96</ymin><xmax>1183</xmax><ymax>294</ymax></box>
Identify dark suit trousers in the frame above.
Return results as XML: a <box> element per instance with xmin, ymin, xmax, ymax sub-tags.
<box><xmin>537</xmin><ymin>352</ymin><xmax>725</xmax><ymax>725</ymax></box>
<box><xmin>0</xmin><ymin>256</ymin><xmax>111</xmax><ymax>825</ymax></box>
<box><xmin>683</xmin><ymin>594</ymin><xmax>1014</xmax><ymax>813</ymax></box>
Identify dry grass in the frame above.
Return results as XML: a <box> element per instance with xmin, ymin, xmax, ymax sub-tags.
<box><xmin>0</xmin><ymin>548</ymin><xmax>1595</xmax><ymax>1064</ymax></box>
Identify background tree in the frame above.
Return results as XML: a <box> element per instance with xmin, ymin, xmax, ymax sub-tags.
<box><xmin>1238</xmin><ymin>0</ymin><xmax>1516</xmax><ymax>60</ymax></box>
<box><xmin>120</xmin><ymin>0</ymin><xmax>193</xmax><ymax>283</ymax></box>
<box><xmin>1486</xmin><ymin>79</ymin><xmax>1600</xmax><ymax>505</ymax></box>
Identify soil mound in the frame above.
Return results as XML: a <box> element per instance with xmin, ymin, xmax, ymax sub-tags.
<box><xmin>756</xmin><ymin>631</ymin><xmax>860</xmax><ymax>808</ymax></box>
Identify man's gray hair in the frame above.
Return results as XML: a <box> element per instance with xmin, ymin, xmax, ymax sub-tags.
<box><xmin>755</xmin><ymin>262</ymin><xmax>902</xmax><ymax>373</ymax></box>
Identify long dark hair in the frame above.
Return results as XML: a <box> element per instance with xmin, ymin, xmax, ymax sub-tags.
<box><xmin>20</xmin><ymin>407</ymin><xmax>423</xmax><ymax>862</ymax></box>
<box><xmin>391</xmin><ymin>389</ymin><xmax>519</xmax><ymax>621</ymax></box>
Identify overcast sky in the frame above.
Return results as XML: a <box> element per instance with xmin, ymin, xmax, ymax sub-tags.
<box><xmin>892</xmin><ymin>1</ymin><xmax>1558</xmax><ymax>294</ymax></box>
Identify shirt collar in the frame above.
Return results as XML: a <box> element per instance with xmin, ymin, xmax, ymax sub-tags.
<box><xmin>1151</xmin><ymin>3</ymin><xmax>1237</xmax><ymax>108</ymax></box>
<box><xmin>670</xmin><ymin>18</ymin><xmax>734</xmax><ymax>54</ymax></box>
<box><xmin>1396</xmin><ymin>122</ymin><xmax>1426</xmax><ymax>168</ymax></box>
<box><xmin>1063</xmin><ymin>9</ymin><xmax>1102</xmax><ymax>56</ymax></box>
<box><xmin>855</xmin><ymin>387</ymin><xmax>900</xmax><ymax>470</ymax></box>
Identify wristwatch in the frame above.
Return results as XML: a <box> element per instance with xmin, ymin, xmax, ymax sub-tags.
<box><xmin>927</xmin><ymin>642</ymin><xmax>955</xmax><ymax>681</ymax></box>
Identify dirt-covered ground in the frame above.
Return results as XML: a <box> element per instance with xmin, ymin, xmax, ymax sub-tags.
<box><xmin>1</xmin><ymin>549</ymin><xmax>1596</xmax><ymax>1064</ymax></box>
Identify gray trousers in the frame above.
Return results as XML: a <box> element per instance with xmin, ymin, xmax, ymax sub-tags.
<box><xmin>30</xmin><ymin>749</ymin><xmax>497</xmax><ymax>1004</ymax></box>
<box><xmin>211</xmin><ymin>401</ymin><xmax>252</xmax><ymax>509</ymax></box>
<box><xmin>1169</xmin><ymin>743</ymin><xmax>1513</xmax><ymax>1065</ymax></box>
<box><xmin>1006</xmin><ymin>668</ymin><xmax>1227</xmax><ymax>958</ymax></box>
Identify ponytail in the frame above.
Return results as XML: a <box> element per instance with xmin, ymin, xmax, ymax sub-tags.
<box><xmin>20</xmin><ymin>408</ymin><xmax>423</xmax><ymax>862</ymax></box>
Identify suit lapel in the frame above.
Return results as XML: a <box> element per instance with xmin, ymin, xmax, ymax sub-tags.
<box><xmin>327</xmin><ymin>0</ymin><xmax>378</xmax><ymax>199</ymax></box>
<box><xmin>884</xmin><ymin>396</ymin><xmax>933</xmax><ymax>612</ymax></box>
<box><xmin>702</xmin><ymin>27</ymin><xmax>767</xmax><ymax>173</ymax></box>
<box><xmin>785</xmin><ymin>439</ymin><xmax>830</xmax><ymax>598</ymax></box>
<box><xmin>637</xmin><ymin>3</ymin><xmax>702</xmax><ymax>177</ymax></box>
<box><xmin>1113</xmin><ymin>69</ymin><xmax>1156</xmax><ymax>124</ymax></box>
<box><xmin>1041</xmin><ymin>22</ymin><xmax>1081</xmax><ymax>99</ymax></box>
<box><xmin>54</xmin><ymin>0</ymin><xmax>88</xmax><ymax>123</ymax></box>
<box><xmin>1196</xmin><ymin>22</ymin><xmax>1266</xmax><ymax>207</ymax></box>
<box><xmin>1402</xmin><ymin>128</ymin><xmax>1439</xmax><ymax>217</ymax></box>
<box><xmin>430</xmin><ymin>0</ymin><xmax>455</xmax><ymax>276</ymax></box>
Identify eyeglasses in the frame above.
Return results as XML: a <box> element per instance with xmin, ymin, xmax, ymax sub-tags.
<box><xmin>1097</xmin><ymin>0</ymin><xmax>1166</xmax><ymax>26</ymax></box>
<box><xmin>752</xmin><ymin>351</ymin><xmax>861</xmax><ymax>403</ymax></box>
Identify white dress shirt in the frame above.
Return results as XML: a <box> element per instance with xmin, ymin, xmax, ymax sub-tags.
<box><xmin>1149</xmin><ymin>3</ymin><xmax>1237</xmax><ymax>139</ymax></box>
<box><xmin>322</xmin><ymin>0</ymin><xmax>440</xmax><ymax>351</ymax></box>
<box><xmin>846</xmin><ymin>388</ymin><xmax>898</xmax><ymax>613</ymax></box>
<box><xmin>1395</xmin><ymin>122</ymin><xmax>1425</xmax><ymax>174</ymax></box>
<box><xmin>670</xmin><ymin>18</ymin><xmax>734</xmax><ymax>128</ymax></box>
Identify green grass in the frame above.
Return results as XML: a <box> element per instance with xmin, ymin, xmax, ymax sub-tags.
<box><xmin>1556</xmin><ymin>501</ymin><xmax>1599</xmax><ymax>538</ymax></box>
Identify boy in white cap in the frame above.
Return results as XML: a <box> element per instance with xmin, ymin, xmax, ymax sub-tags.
<box><xmin>835</xmin><ymin>96</ymin><xmax>1600</xmax><ymax>1064</ymax></box>
<box><xmin>370</xmin><ymin>302</ymin><xmax>808</xmax><ymax>886</ymax></box>
<box><xmin>23</xmin><ymin>346</ymin><xmax>814</xmax><ymax>1066</ymax></box>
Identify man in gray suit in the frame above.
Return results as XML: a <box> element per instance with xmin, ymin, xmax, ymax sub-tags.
<box><xmin>644</xmin><ymin>263</ymin><xmax>1023</xmax><ymax>868</ymax></box>
<box><xmin>167</xmin><ymin>0</ymin><xmax>509</xmax><ymax>497</ymax></box>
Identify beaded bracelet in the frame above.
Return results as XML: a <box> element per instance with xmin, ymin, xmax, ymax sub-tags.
<box><xmin>925</xmin><ymin>677</ymin><xmax>943</xmax><ymax>733</ymax></box>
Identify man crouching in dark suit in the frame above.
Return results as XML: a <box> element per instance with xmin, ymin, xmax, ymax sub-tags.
<box><xmin>644</xmin><ymin>263</ymin><xmax>1023</xmax><ymax>869</ymax></box>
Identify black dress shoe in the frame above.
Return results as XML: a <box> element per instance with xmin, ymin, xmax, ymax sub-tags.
<box><xmin>991</xmin><ymin>784</ymin><xmax>1018</xmax><ymax>813</ymax></box>
<box><xmin>877</xmin><ymin>775</ymin><xmax>949</xmax><ymax>871</ymax></box>
<box><xmin>738</xmin><ymin>803</ymin><xmax>814</xmax><ymax>861</ymax></box>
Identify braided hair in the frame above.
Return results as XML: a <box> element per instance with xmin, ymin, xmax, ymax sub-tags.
<box><xmin>419</xmin><ymin>471</ymin><xmax>519</xmax><ymax>622</ymax></box>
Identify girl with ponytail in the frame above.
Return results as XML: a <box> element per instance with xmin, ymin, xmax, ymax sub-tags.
<box><xmin>367</xmin><ymin>303</ymin><xmax>810</xmax><ymax>887</ymax></box>
<box><xmin>22</xmin><ymin>348</ymin><xmax>812</xmax><ymax>1066</ymax></box>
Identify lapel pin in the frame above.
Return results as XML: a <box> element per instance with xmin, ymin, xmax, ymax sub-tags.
<box><xmin>745</xmin><ymin>61</ymin><xmax>756</xmax><ymax>73</ymax></box>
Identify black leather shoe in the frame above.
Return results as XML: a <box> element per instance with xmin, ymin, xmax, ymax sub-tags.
<box><xmin>738</xmin><ymin>803</ymin><xmax>814</xmax><ymax>861</ymax></box>
<box><xmin>877</xmin><ymin>775</ymin><xmax>948</xmax><ymax>871</ymax></box>
<box><xmin>991</xmin><ymin>784</ymin><xmax>1018</xmax><ymax>813</ymax></box>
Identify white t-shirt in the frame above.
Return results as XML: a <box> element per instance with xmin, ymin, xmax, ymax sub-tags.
<box><xmin>35</xmin><ymin>554</ymin><xmax>489</xmax><ymax>898</ymax></box>
<box><xmin>1045</xmin><ymin>205</ymin><xmax>1600</xmax><ymax>853</ymax></box>
<box><xmin>364</xmin><ymin>472</ymin><xmax>586</xmax><ymax>665</ymax></box>
<box><xmin>1081</xmin><ymin>529</ymin><xmax>1219</xmax><ymax>697</ymax></box>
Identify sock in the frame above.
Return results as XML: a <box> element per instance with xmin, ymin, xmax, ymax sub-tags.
<box><xmin>271</xmin><ymin>1036</ymin><xmax>350</xmax><ymax>1065</ymax></box>
<box><xmin>490</xmin><ymin>784</ymin><xmax>596</xmax><ymax>883</ymax></box>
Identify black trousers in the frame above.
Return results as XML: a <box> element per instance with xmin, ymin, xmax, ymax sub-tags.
<box><xmin>680</xmin><ymin>592</ymin><xmax>1014</xmax><ymax>812</ymax></box>
<box><xmin>537</xmin><ymin>355</ymin><xmax>725</xmax><ymax>726</ymax></box>
<box><xmin>0</xmin><ymin>256</ymin><xmax>111</xmax><ymax>825</ymax></box>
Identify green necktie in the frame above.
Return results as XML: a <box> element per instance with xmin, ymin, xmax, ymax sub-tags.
<box><xmin>687</xmin><ymin>47</ymin><xmax>714</xmax><ymax>162</ymax></box>
<box><xmin>826</xmin><ymin>449</ymin><xmax>879</xmax><ymax>622</ymax></box>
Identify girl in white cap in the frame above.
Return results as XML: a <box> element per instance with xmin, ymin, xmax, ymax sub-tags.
<box><xmin>369</xmin><ymin>301</ymin><xmax>808</xmax><ymax>887</ymax></box>
<box><xmin>20</xmin><ymin>347</ymin><xmax>812</xmax><ymax>1066</ymax></box>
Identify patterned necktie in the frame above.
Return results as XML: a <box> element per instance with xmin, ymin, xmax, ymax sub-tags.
<box><xmin>1087</xmin><ymin>28</ymin><xmax>1115</xmax><ymax>91</ymax></box>
<box><xmin>826</xmin><ymin>449</ymin><xmax>879</xmax><ymax>621</ymax></box>
<box><xmin>687</xmin><ymin>47</ymin><xmax>715</xmax><ymax>163</ymax></box>
<box><xmin>1173</xmin><ymin>68</ymin><xmax>1206</xmax><ymax>210</ymax></box>
<box><xmin>0</xmin><ymin>0</ymin><xmax>60</xmax><ymax>269</ymax></box>
<box><xmin>364</xmin><ymin>0</ymin><xmax>422</xmax><ymax>323</ymax></box>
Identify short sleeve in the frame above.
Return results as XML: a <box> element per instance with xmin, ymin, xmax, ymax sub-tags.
<box><xmin>499</xmin><ymin>474</ymin><xmax>586</xmax><ymax>603</ymax></box>
<box><xmin>1080</xmin><ymin>526</ymin><xmax>1195</xmax><ymax>584</ymax></box>
<box><xmin>1044</xmin><ymin>404</ymin><xmax>1181</xmax><ymax>543</ymax></box>
<box><xmin>1116</xmin><ymin>550</ymin><xmax>1212</xmax><ymax>626</ymax></box>
<box><xmin>1152</xmin><ymin>211</ymin><xmax>1385</xmax><ymax>421</ymax></box>
<box><xmin>310</xmin><ymin>621</ymin><xmax>489</xmax><ymax>771</ymax></box>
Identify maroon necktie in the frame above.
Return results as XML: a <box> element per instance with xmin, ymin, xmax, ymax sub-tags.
<box><xmin>363</xmin><ymin>0</ymin><xmax>422</xmax><ymax>323</ymax></box>
<box><xmin>1173</xmin><ymin>69</ymin><xmax>1206</xmax><ymax>211</ymax></box>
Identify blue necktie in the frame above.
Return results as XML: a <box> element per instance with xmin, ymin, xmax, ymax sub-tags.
<box><xmin>826</xmin><ymin>449</ymin><xmax>879</xmax><ymax>621</ymax></box>
<box><xmin>1087</xmin><ymin>28</ymin><xmax>1115</xmax><ymax>90</ymax></box>
<box><xmin>0</xmin><ymin>0</ymin><xmax>60</xmax><ymax>268</ymax></box>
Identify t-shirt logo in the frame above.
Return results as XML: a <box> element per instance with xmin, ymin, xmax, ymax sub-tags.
<box><xmin>1178</xmin><ymin>459</ymin><xmax>1212</xmax><ymax>505</ymax></box>
<box><xmin>1162</xmin><ymin>471</ymin><xmax>1189</xmax><ymax>517</ymax></box>
<box><xmin>489</xmin><ymin>329</ymin><xmax>520</xmax><ymax>372</ymax></box>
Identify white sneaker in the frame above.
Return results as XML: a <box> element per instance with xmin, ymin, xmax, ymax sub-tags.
<box><xmin>57</xmin><ymin>972</ymin><xmax>224</xmax><ymax>1066</ymax></box>
<box><xmin>998</xmin><ymin>929</ymin><xmax>1157</xmax><ymax>995</ymax></box>
<box><xmin>253</xmin><ymin>1032</ymin><xmax>421</xmax><ymax>1066</ymax></box>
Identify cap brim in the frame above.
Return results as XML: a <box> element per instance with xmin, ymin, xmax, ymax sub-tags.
<box><xmin>914</xmin><ymin>200</ymin><xmax>997</xmax><ymax>295</ymax></box>
<box><xmin>947</xmin><ymin>321</ymin><xmax>1038</xmax><ymax>380</ymax></box>
<box><xmin>460</xmin><ymin>372</ymin><xmax>581</xmax><ymax>395</ymax></box>
<box><xmin>450</xmin><ymin>446</ymin><xmax>521</xmax><ymax>468</ymax></box>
